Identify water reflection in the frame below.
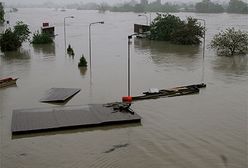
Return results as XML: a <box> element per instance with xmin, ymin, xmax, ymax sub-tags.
<box><xmin>212</xmin><ymin>55</ymin><xmax>248</xmax><ymax>78</ymax></box>
<box><xmin>12</xmin><ymin>123</ymin><xmax>141</xmax><ymax>140</ymax></box>
<box><xmin>33</xmin><ymin>43</ymin><xmax>56</xmax><ymax>56</ymax></box>
<box><xmin>0</xmin><ymin>48</ymin><xmax>31</xmax><ymax>60</ymax></box>
<box><xmin>0</xmin><ymin>49</ymin><xmax>31</xmax><ymax>77</ymax></box>
<box><xmin>78</xmin><ymin>67</ymin><xmax>88</xmax><ymax>76</ymax></box>
<box><xmin>134</xmin><ymin>39</ymin><xmax>201</xmax><ymax>69</ymax></box>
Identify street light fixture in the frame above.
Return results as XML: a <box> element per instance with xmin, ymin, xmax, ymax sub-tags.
<box><xmin>64</xmin><ymin>16</ymin><xmax>74</xmax><ymax>52</ymax></box>
<box><xmin>88</xmin><ymin>21</ymin><xmax>104</xmax><ymax>70</ymax></box>
<box><xmin>138</xmin><ymin>14</ymin><xmax>148</xmax><ymax>25</ymax></box>
<box><xmin>144</xmin><ymin>12</ymin><xmax>152</xmax><ymax>25</ymax></box>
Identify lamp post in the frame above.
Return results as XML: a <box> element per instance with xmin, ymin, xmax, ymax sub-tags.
<box><xmin>138</xmin><ymin>14</ymin><xmax>148</xmax><ymax>25</ymax></box>
<box><xmin>89</xmin><ymin>21</ymin><xmax>104</xmax><ymax>70</ymax></box>
<box><xmin>196</xmin><ymin>18</ymin><xmax>206</xmax><ymax>83</ymax></box>
<box><xmin>127</xmin><ymin>34</ymin><xmax>137</xmax><ymax>97</ymax></box>
<box><xmin>144</xmin><ymin>12</ymin><xmax>152</xmax><ymax>25</ymax></box>
<box><xmin>64</xmin><ymin>16</ymin><xmax>74</xmax><ymax>52</ymax></box>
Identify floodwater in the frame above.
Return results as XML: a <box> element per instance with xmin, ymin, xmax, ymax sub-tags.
<box><xmin>0</xmin><ymin>8</ymin><xmax>247</xmax><ymax>168</ymax></box>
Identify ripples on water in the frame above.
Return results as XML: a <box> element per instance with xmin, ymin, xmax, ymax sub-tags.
<box><xmin>0</xmin><ymin>9</ymin><xmax>247</xmax><ymax>168</ymax></box>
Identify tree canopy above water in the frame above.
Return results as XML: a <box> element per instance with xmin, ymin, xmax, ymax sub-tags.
<box><xmin>0</xmin><ymin>2</ymin><xmax>4</xmax><ymax>23</ymax></box>
<box><xmin>227</xmin><ymin>0</ymin><xmax>248</xmax><ymax>14</ymax></box>
<box><xmin>211</xmin><ymin>28</ymin><xmax>248</xmax><ymax>56</ymax></box>
<box><xmin>0</xmin><ymin>21</ymin><xmax>30</xmax><ymax>52</ymax></box>
<box><xmin>195</xmin><ymin>0</ymin><xmax>224</xmax><ymax>13</ymax></box>
<box><xmin>149</xmin><ymin>14</ymin><xmax>205</xmax><ymax>45</ymax></box>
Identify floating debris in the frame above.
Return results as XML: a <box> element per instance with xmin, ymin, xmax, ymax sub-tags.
<box><xmin>104</xmin><ymin>143</ymin><xmax>129</xmax><ymax>153</ymax></box>
<box><xmin>129</xmin><ymin>83</ymin><xmax>206</xmax><ymax>101</ymax></box>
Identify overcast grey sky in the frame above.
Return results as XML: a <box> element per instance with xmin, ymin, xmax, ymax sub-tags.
<box><xmin>3</xmin><ymin>0</ymin><xmax>248</xmax><ymax>6</ymax></box>
<box><xmin>1</xmin><ymin>0</ymin><xmax>209</xmax><ymax>5</ymax></box>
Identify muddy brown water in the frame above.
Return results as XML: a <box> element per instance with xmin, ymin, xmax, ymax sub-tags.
<box><xmin>0</xmin><ymin>8</ymin><xmax>247</xmax><ymax>168</ymax></box>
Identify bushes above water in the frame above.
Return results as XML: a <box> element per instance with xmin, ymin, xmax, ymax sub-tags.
<box><xmin>0</xmin><ymin>21</ymin><xmax>30</xmax><ymax>52</ymax></box>
<box><xmin>78</xmin><ymin>54</ymin><xmax>87</xmax><ymax>67</ymax></box>
<box><xmin>210</xmin><ymin>28</ymin><xmax>248</xmax><ymax>56</ymax></box>
<box><xmin>31</xmin><ymin>31</ymin><xmax>53</xmax><ymax>44</ymax></box>
<box><xmin>67</xmin><ymin>44</ymin><xmax>75</xmax><ymax>56</ymax></box>
<box><xmin>149</xmin><ymin>14</ymin><xmax>205</xmax><ymax>45</ymax></box>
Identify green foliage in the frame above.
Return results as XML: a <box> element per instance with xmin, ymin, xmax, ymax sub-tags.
<box><xmin>227</xmin><ymin>0</ymin><xmax>248</xmax><ymax>14</ymax></box>
<box><xmin>149</xmin><ymin>14</ymin><xmax>183</xmax><ymax>41</ymax></box>
<box><xmin>195</xmin><ymin>0</ymin><xmax>224</xmax><ymax>13</ymax></box>
<box><xmin>0</xmin><ymin>22</ymin><xmax>30</xmax><ymax>52</ymax></box>
<box><xmin>172</xmin><ymin>18</ymin><xmax>205</xmax><ymax>45</ymax></box>
<box><xmin>110</xmin><ymin>2</ymin><xmax>179</xmax><ymax>13</ymax></box>
<box><xmin>0</xmin><ymin>2</ymin><xmax>4</xmax><ymax>23</ymax></box>
<box><xmin>111</xmin><ymin>3</ymin><xmax>135</xmax><ymax>12</ymax></box>
<box><xmin>149</xmin><ymin>14</ymin><xmax>204</xmax><ymax>45</ymax></box>
<box><xmin>146</xmin><ymin>2</ymin><xmax>179</xmax><ymax>12</ymax></box>
<box><xmin>13</xmin><ymin>21</ymin><xmax>31</xmax><ymax>43</ymax></box>
<box><xmin>0</xmin><ymin>28</ymin><xmax>21</xmax><ymax>51</ymax></box>
<box><xmin>78</xmin><ymin>54</ymin><xmax>87</xmax><ymax>67</ymax></box>
<box><xmin>67</xmin><ymin>44</ymin><xmax>75</xmax><ymax>56</ymax></box>
<box><xmin>210</xmin><ymin>28</ymin><xmax>248</xmax><ymax>56</ymax></box>
<box><xmin>31</xmin><ymin>31</ymin><xmax>53</xmax><ymax>44</ymax></box>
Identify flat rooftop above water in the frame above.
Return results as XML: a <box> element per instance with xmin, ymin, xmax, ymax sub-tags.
<box><xmin>11</xmin><ymin>104</ymin><xmax>141</xmax><ymax>134</ymax></box>
<box><xmin>40</xmin><ymin>88</ymin><xmax>81</xmax><ymax>103</ymax></box>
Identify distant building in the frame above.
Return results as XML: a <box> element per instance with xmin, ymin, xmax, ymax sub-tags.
<box><xmin>134</xmin><ymin>24</ymin><xmax>150</xmax><ymax>34</ymax></box>
<box><xmin>140</xmin><ymin>0</ymin><xmax>148</xmax><ymax>5</ymax></box>
<box><xmin>41</xmin><ymin>22</ymin><xmax>55</xmax><ymax>37</ymax></box>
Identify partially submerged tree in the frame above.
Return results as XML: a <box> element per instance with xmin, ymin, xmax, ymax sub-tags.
<box><xmin>0</xmin><ymin>29</ymin><xmax>21</xmax><ymax>51</ymax></box>
<box><xmin>0</xmin><ymin>21</ymin><xmax>30</xmax><ymax>52</ymax></box>
<box><xmin>0</xmin><ymin>2</ymin><xmax>4</xmax><ymax>23</ymax></box>
<box><xmin>78</xmin><ymin>54</ymin><xmax>87</xmax><ymax>67</ymax></box>
<box><xmin>149</xmin><ymin>14</ymin><xmax>183</xmax><ymax>41</ymax></box>
<box><xmin>67</xmin><ymin>44</ymin><xmax>75</xmax><ymax>56</ymax></box>
<box><xmin>149</xmin><ymin>14</ymin><xmax>204</xmax><ymax>45</ymax></box>
<box><xmin>227</xmin><ymin>0</ymin><xmax>248</xmax><ymax>14</ymax></box>
<box><xmin>13</xmin><ymin>21</ymin><xmax>31</xmax><ymax>43</ymax></box>
<box><xmin>195</xmin><ymin>0</ymin><xmax>224</xmax><ymax>13</ymax></box>
<box><xmin>172</xmin><ymin>17</ymin><xmax>205</xmax><ymax>45</ymax></box>
<box><xmin>210</xmin><ymin>28</ymin><xmax>248</xmax><ymax>56</ymax></box>
<box><xmin>31</xmin><ymin>31</ymin><xmax>53</xmax><ymax>44</ymax></box>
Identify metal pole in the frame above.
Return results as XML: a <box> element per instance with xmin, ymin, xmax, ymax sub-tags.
<box><xmin>64</xmin><ymin>16</ymin><xmax>74</xmax><ymax>53</ymax></box>
<box><xmin>144</xmin><ymin>12</ymin><xmax>151</xmax><ymax>25</ymax></box>
<box><xmin>64</xmin><ymin>17</ymin><xmax>66</xmax><ymax>52</ymax></box>
<box><xmin>145</xmin><ymin>15</ymin><xmax>148</xmax><ymax>25</ymax></box>
<box><xmin>196</xmin><ymin>18</ymin><xmax>206</xmax><ymax>83</ymax></box>
<box><xmin>149</xmin><ymin>13</ymin><xmax>151</xmax><ymax>25</ymax></box>
<box><xmin>128</xmin><ymin>36</ymin><xmax>131</xmax><ymax>96</ymax></box>
<box><xmin>88</xmin><ymin>21</ymin><xmax>104</xmax><ymax>71</ymax></box>
<box><xmin>127</xmin><ymin>34</ymin><xmax>137</xmax><ymax>97</ymax></box>
<box><xmin>202</xmin><ymin>20</ymin><xmax>206</xmax><ymax>83</ymax></box>
<box><xmin>89</xmin><ymin>23</ymin><xmax>92</xmax><ymax>70</ymax></box>
<box><xmin>138</xmin><ymin>14</ymin><xmax>148</xmax><ymax>25</ymax></box>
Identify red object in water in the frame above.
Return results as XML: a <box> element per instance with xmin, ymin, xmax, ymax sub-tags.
<box><xmin>43</xmin><ymin>22</ymin><xmax>49</xmax><ymax>27</ymax></box>
<box><xmin>122</xmin><ymin>96</ymin><xmax>132</xmax><ymax>102</ymax></box>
